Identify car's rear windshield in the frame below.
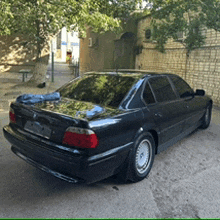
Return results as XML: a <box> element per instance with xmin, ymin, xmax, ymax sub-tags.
<box><xmin>58</xmin><ymin>73</ymin><xmax>141</xmax><ymax>108</ymax></box>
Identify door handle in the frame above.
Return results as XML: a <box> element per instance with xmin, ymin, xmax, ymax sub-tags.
<box><xmin>154</xmin><ymin>113</ymin><xmax>162</xmax><ymax>117</ymax></box>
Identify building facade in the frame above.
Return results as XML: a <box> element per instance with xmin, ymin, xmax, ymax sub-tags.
<box><xmin>0</xmin><ymin>27</ymin><xmax>80</xmax><ymax>74</ymax></box>
<box><xmin>80</xmin><ymin>16</ymin><xmax>220</xmax><ymax>107</ymax></box>
<box><xmin>79</xmin><ymin>18</ymin><xmax>138</xmax><ymax>73</ymax></box>
<box><xmin>136</xmin><ymin>16</ymin><xmax>220</xmax><ymax>107</ymax></box>
<box><xmin>51</xmin><ymin>27</ymin><xmax>80</xmax><ymax>63</ymax></box>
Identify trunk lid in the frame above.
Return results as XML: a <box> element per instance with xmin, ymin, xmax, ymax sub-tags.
<box><xmin>11</xmin><ymin>98</ymin><xmax>122</xmax><ymax>144</ymax></box>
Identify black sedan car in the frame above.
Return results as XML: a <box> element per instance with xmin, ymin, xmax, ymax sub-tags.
<box><xmin>3</xmin><ymin>72</ymin><xmax>212</xmax><ymax>184</ymax></box>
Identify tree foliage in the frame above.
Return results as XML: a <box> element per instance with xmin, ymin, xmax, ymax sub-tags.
<box><xmin>0</xmin><ymin>0</ymin><xmax>13</xmax><ymax>35</ymax></box>
<box><xmin>0</xmin><ymin>0</ymin><xmax>142</xmax><ymax>85</ymax></box>
<box><xmin>145</xmin><ymin>0</ymin><xmax>220</xmax><ymax>53</ymax></box>
<box><xmin>0</xmin><ymin>0</ymin><xmax>142</xmax><ymax>58</ymax></box>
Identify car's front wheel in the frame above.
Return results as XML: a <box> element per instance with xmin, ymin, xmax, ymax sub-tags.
<box><xmin>201</xmin><ymin>104</ymin><xmax>212</xmax><ymax>129</ymax></box>
<box><xmin>129</xmin><ymin>132</ymin><xmax>155</xmax><ymax>182</ymax></box>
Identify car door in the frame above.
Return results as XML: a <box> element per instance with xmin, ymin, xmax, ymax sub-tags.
<box><xmin>141</xmin><ymin>76</ymin><xmax>187</xmax><ymax>150</ymax></box>
<box><xmin>169</xmin><ymin>75</ymin><xmax>205</xmax><ymax>131</ymax></box>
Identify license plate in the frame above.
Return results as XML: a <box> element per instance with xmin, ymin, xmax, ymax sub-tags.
<box><xmin>24</xmin><ymin>121</ymin><xmax>52</xmax><ymax>139</ymax></box>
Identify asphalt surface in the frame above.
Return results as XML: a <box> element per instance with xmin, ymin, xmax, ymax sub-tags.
<box><xmin>1</xmin><ymin>63</ymin><xmax>220</xmax><ymax>218</ymax></box>
<box><xmin>0</xmin><ymin>109</ymin><xmax>220</xmax><ymax>218</ymax></box>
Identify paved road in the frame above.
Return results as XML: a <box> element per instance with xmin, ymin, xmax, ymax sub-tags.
<box><xmin>0</xmin><ymin>62</ymin><xmax>75</xmax><ymax>112</ymax></box>
<box><xmin>0</xmin><ymin>109</ymin><xmax>220</xmax><ymax>218</ymax></box>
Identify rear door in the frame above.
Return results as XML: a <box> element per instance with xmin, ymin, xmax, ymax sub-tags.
<box><xmin>141</xmin><ymin>76</ymin><xmax>187</xmax><ymax>148</ymax></box>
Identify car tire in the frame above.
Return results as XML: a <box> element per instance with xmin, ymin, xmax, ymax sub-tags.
<box><xmin>201</xmin><ymin>104</ymin><xmax>212</xmax><ymax>129</ymax></box>
<box><xmin>128</xmin><ymin>132</ymin><xmax>155</xmax><ymax>182</ymax></box>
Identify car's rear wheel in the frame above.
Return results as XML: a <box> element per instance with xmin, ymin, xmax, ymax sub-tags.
<box><xmin>129</xmin><ymin>132</ymin><xmax>155</xmax><ymax>182</ymax></box>
<box><xmin>201</xmin><ymin>104</ymin><xmax>212</xmax><ymax>129</ymax></box>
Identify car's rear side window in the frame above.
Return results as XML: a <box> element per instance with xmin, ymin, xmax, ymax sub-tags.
<box><xmin>143</xmin><ymin>81</ymin><xmax>156</xmax><ymax>104</ymax></box>
<box><xmin>149</xmin><ymin>76</ymin><xmax>177</xmax><ymax>102</ymax></box>
<box><xmin>58</xmin><ymin>74</ymin><xmax>138</xmax><ymax>108</ymax></box>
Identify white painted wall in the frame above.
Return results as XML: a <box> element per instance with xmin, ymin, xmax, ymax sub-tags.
<box><xmin>50</xmin><ymin>27</ymin><xmax>80</xmax><ymax>62</ymax></box>
<box><xmin>61</xmin><ymin>27</ymin><xmax>67</xmax><ymax>62</ymax></box>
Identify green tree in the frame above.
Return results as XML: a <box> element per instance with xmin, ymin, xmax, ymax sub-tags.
<box><xmin>0</xmin><ymin>0</ymin><xmax>13</xmax><ymax>35</ymax></box>
<box><xmin>0</xmin><ymin>0</ymin><xmax>142</xmax><ymax>85</ymax></box>
<box><xmin>146</xmin><ymin>0</ymin><xmax>220</xmax><ymax>54</ymax></box>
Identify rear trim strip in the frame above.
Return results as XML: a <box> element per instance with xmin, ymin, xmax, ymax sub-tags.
<box><xmin>88</xmin><ymin>142</ymin><xmax>133</xmax><ymax>163</ymax></box>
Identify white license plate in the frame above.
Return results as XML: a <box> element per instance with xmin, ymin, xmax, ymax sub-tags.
<box><xmin>24</xmin><ymin>121</ymin><xmax>52</xmax><ymax>139</ymax></box>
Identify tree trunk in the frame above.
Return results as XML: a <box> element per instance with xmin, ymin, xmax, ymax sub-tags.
<box><xmin>27</xmin><ymin>54</ymin><xmax>49</xmax><ymax>86</ymax></box>
<box><xmin>26</xmin><ymin>18</ymin><xmax>49</xmax><ymax>87</ymax></box>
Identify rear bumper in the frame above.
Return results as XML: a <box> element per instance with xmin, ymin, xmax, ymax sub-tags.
<box><xmin>11</xmin><ymin>146</ymin><xmax>80</xmax><ymax>183</ymax></box>
<box><xmin>3</xmin><ymin>125</ymin><xmax>132</xmax><ymax>184</ymax></box>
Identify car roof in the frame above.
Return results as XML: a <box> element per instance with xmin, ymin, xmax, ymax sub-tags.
<box><xmin>84</xmin><ymin>70</ymin><xmax>176</xmax><ymax>79</ymax></box>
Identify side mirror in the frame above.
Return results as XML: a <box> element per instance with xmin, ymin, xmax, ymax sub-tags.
<box><xmin>195</xmin><ymin>89</ymin><xmax>205</xmax><ymax>96</ymax></box>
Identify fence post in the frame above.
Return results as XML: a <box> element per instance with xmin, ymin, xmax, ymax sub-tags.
<box><xmin>51</xmin><ymin>51</ymin><xmax>54</xmax><ymax>82</ymax></box>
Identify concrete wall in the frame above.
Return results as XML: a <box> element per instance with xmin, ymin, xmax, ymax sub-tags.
<box><xmin>80</xmin><ymin>28</ymin><xmax>117</xmax><ymax>73</ymax></box>
<box><xmin>136</xmin><ymin>16</ymin><xmax>220</xmax><ymax>107</ymax></box>
<box><xmin>79</xmin><ymin>19</ymin><xmax>138</xmax><ymax>73</ymax></box>
<box><xmin>0</xmin><ymin>34</ymin><xmax>49</xmax><ymax>73</ymax></box>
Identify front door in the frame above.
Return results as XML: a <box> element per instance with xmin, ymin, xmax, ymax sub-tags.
<box><xmin>168</xmin><ymin>75</ymin><xmax>204</xmax><ymax>131</ymax></box>
<box><xmin>141</xmin><ymin>76</ymin><xmax>187</xmax><ymax>148</ymax></box>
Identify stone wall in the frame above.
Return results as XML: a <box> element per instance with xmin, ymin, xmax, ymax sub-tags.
<box><xmin>136</xmin><ymin>16</ymin><xmax>220</xmax><ymax>107</ymax></box>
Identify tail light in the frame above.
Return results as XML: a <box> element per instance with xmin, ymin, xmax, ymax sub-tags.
<box><xmin>9</xmin><ymin>107</ymin><xmax>16</xmax><ymax>123</ymax></box>
<box><xmin>62</xmin><ymin>127</ymin><xmax>99</xmax><ymax>149</ymax></box>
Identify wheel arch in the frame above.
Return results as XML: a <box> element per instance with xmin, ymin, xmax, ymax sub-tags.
<box><xmin>117</xmin><ymin>127</ymin><xmax>159</xmax><ymax>182</ymax></box>
<box><xmin>132</xmin><ymin>126</ymin><xmax>159</xmax><ymax>155</ymax></box>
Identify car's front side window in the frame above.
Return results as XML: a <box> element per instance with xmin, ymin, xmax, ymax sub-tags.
<box><xmin>169</xmin><ymin>75</ymin><xmax>194</xmax><ymax>98</ymax></box>
<box><xmin>148</xmin><ymin>76</ymin><xmax>177</xmax><ymax>102</ymax></box>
